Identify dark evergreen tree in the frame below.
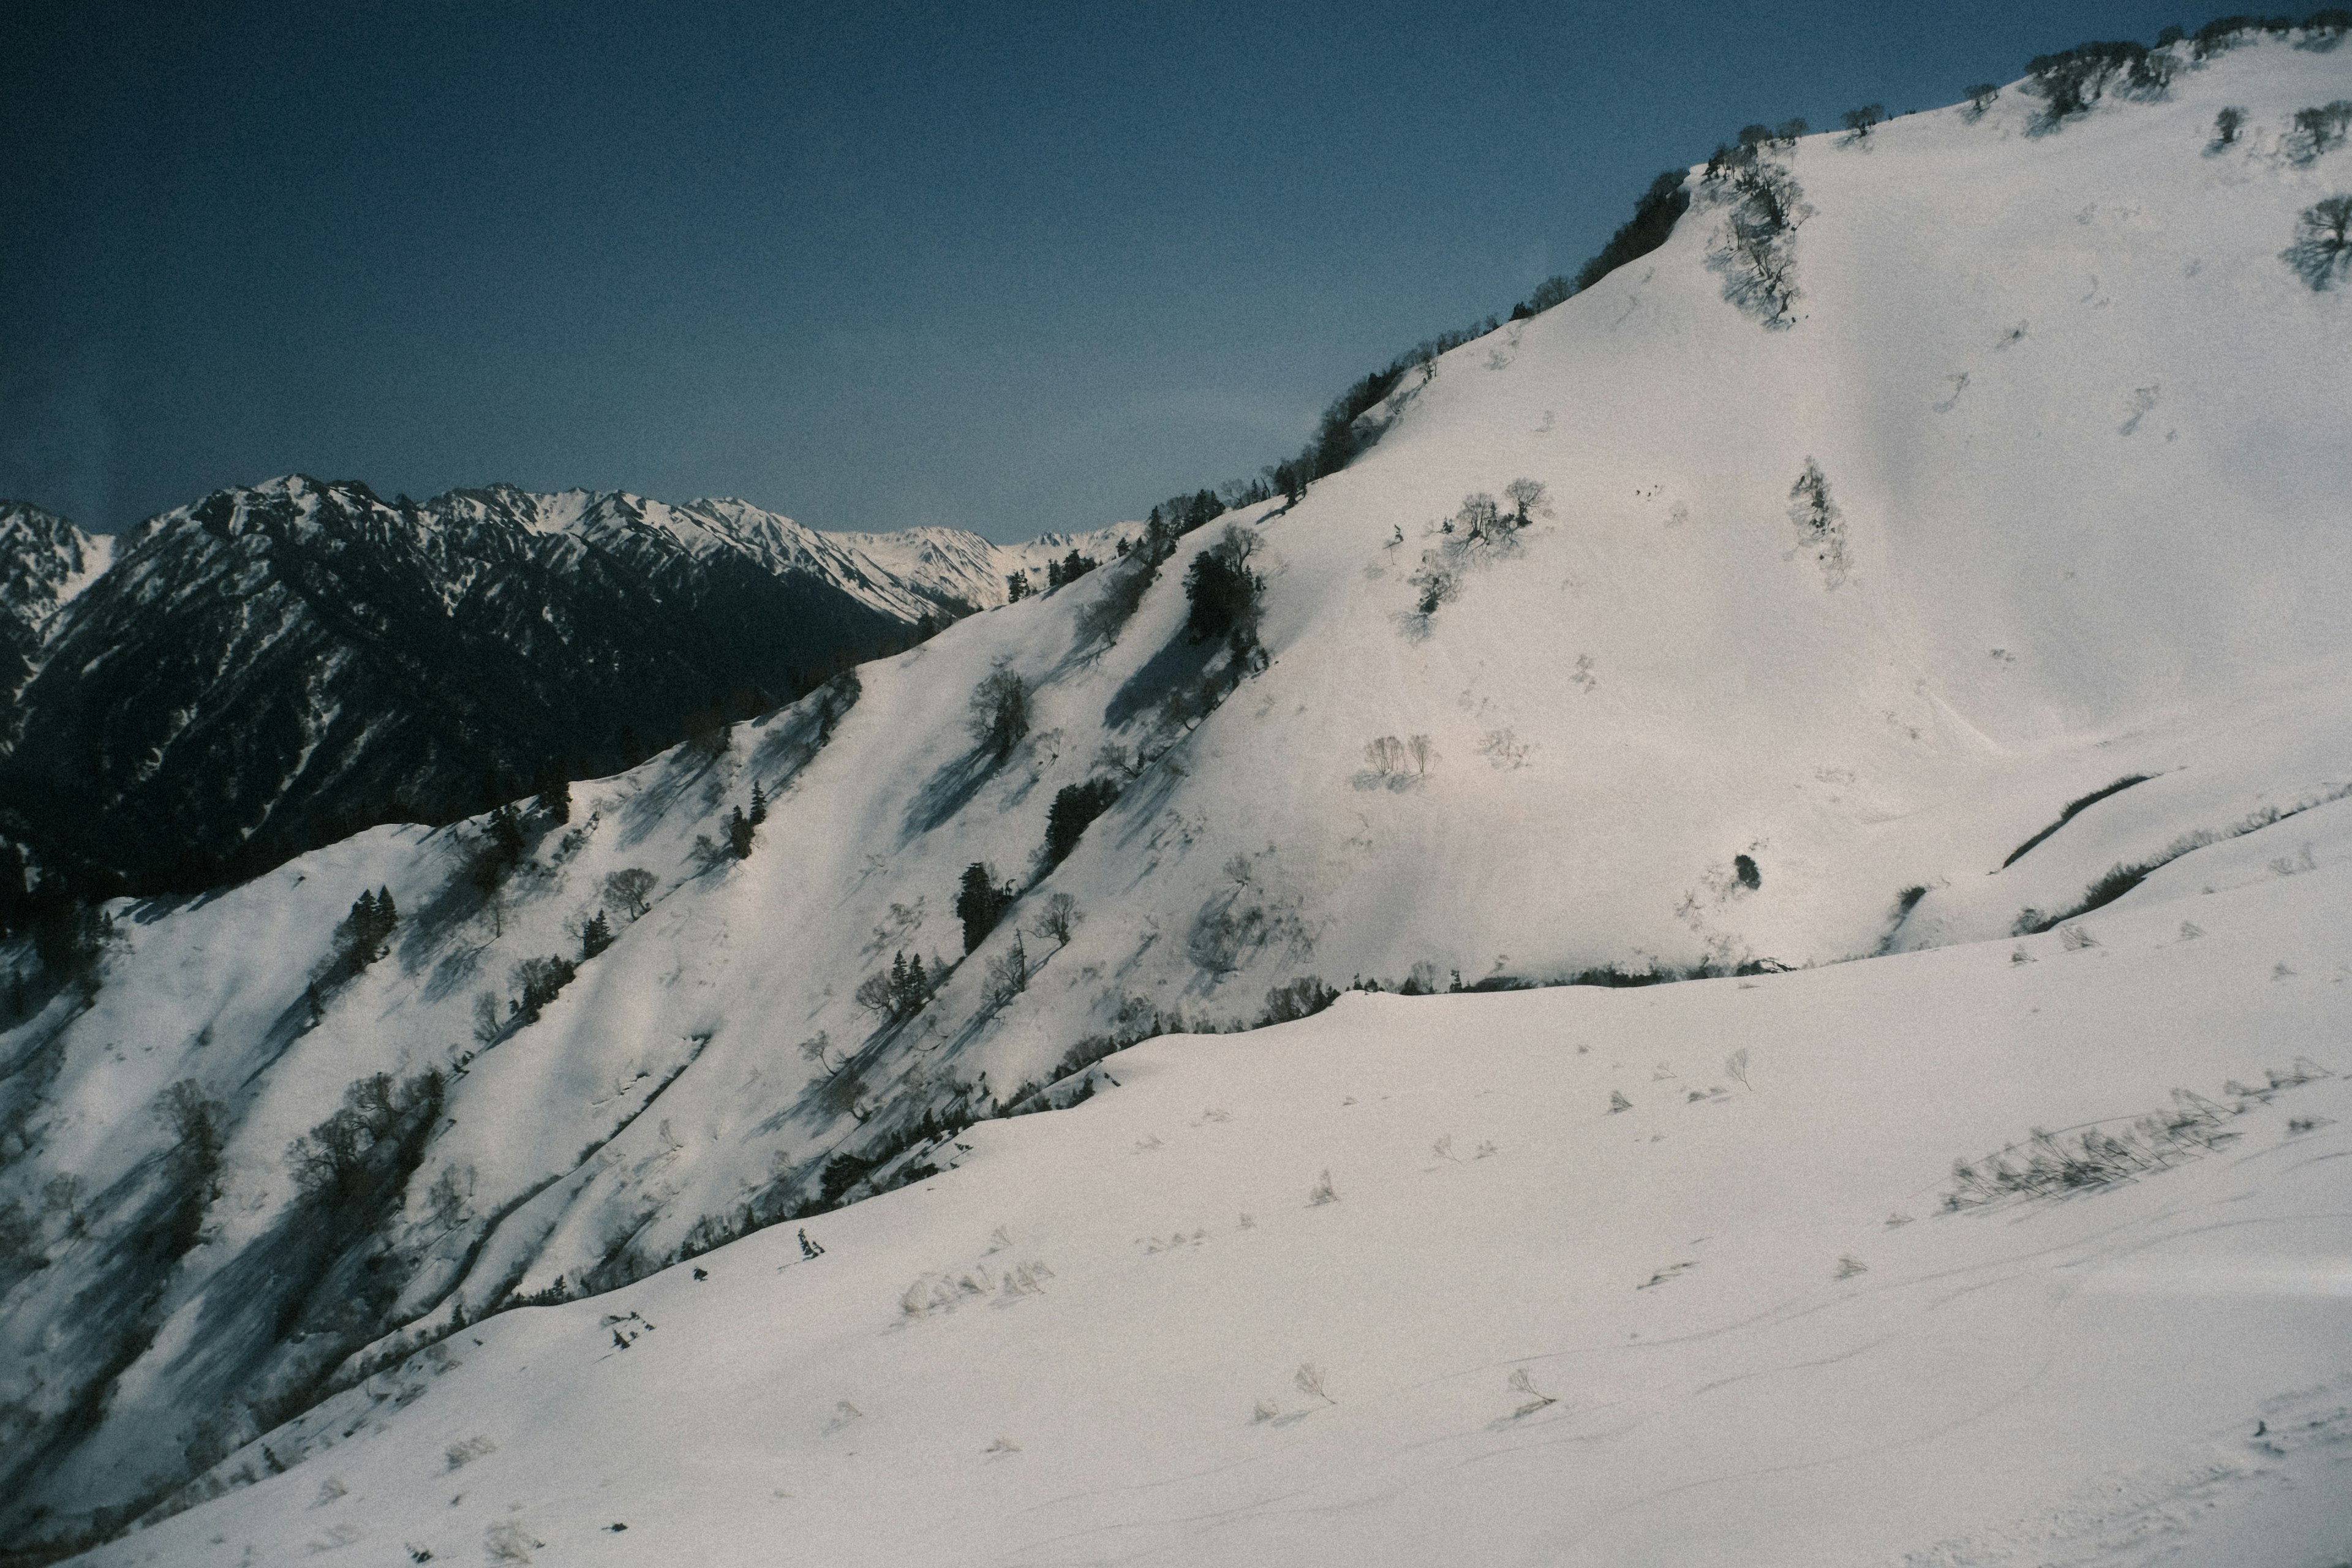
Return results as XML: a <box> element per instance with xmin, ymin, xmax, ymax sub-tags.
<box><xmin>955</xmin><ymin>862</ymin><xmax>1016</xmax><ymax>953</ymax></box>
<box><xmin>726</xmin><ymin>807</ymin><xmax>756</xmax><ymax>859</ymax></box>
<box><xmin>0</xmin><ymin>842</ymin><xmax>28</xmax><ymax>937</ymax></box>
<box><xmin>887</xmin><ymin>950</ymin><xmax>932</xmax><ymax>1018</ymax></box>
<box><xmin>582</xmin><ymin>910</ymin><xmax>614</xmax><ymax>960</ymax></box>
<box><xmin>533</xmin><ymin>766</ymin><xmax>571</xmax><ymax>824</ymax></box>
<box><xmin>1044</xmin><ymin>778</ymin><xmax>1122</xmax><ymax>868</ymax></box>
<box><xmin>1183</xmin><ymin>526</ymin><xmax>1265</xmax><ymax>649</ymax></box>
<box><xmin>486</xmin><ymin>804</ymin><xmax>527</xmax><ymax>865</ymax></box>
<box><xmin>748</xmin><ymin>780</ymin><xmax>768</xmax><ymax>825</ymax></box>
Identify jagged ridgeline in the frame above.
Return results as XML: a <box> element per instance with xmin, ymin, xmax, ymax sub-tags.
<box><xmin>0</xmin><ymin>483</ymin><xmax>1120</xmax><ymax>895</ymax></box>
<box><xmin>4</xmin><ymin>12</ymin><xmax>2352</xmax><ymax>1558</ymax></box>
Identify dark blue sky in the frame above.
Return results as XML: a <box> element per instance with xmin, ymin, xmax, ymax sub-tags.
<box><xmin>4</xmin><ymin>1</ymin><xmax>2203</xmax><ymax>541</ymax></box>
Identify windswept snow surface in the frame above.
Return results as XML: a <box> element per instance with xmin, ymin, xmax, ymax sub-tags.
<box><xmin>70</xmin><ymin>853</ymin><xmax>2352</xmax><ymax>1567</ymax></box>
<box><xmin>7</xmin><ymin>34</ymin><xmax>2352</xmax><ymax>1556</ymax></box>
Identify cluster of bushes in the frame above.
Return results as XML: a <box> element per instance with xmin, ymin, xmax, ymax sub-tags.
<box><xmin>1183</xmin><ymin>524</ymin><xmax>1266</xmax><ymax>654</ymax></box>
<box><xmin>1409</xmin><ymin>483</ymin><xmax>1548</xmax><ymax>619</ymax></box>
<box><xmin>508</xmin><ymin>954</ymin><xmax>577</xmax><ymax>1022</ymax></box>
<box><xmin>2288</xmin><ymin>194</ymin><xmax>2352</xmax><ymax>288</ymax></box>
<box><xmin>1046</xmin><ymin>549</ymin><xmax>1099</xmax><ymax>589</ymax></box>
<box><xmin>1259</xmin><ymin>975</ymin><xmax>1339</xmax><ymax>1025</ymax></box>
<box><xmin>2289</xmin><ymin>100</ymin><xmax>2352</xmax><ymax>162</ymax></box>
<box><xmin>692</xmin><ymin>782</ymin><xmax>766</xmax><ymax>867</ymax></box>
<box><xmin>333</xmin><ymin>888</ymin><xmax>398</xmax><ymax>973</ymax></box>
<box><xmin>1787</xmin><ymin>459</ymin><xmax>1850</xmax><ymax>587</ymax></box>
<box><xmin>968</xmin><ymin>668</ymin><xmax>1031</xmax><ymax>762</ymax></box>
<box><xmin>469</xmin><ymin>803</ymin><xmax>529</xmax><ymax>895</ymax></box>
<box><xmin>1941</xmin><ymin>1084</ymin><xmax>2270</xmax><ymax>1210</ymax></box>
<box><xmin>1703</xmin><ymin>125</ymin><xmax>1811</xmax><ymax>326</ymax></box>
<box><xmin>2023</xmin><ymin>38</ymin><xmax>2175</xmax><ymax>128</ymax></box>
<box><xmin>1839</xmin><ymin>104</ymin><xmax>1886</xmax><ymax>142</ymax></box>
<box><xmin>2185</xmin><ymin>10</ymin><xmax>2352</xmax><ymax>57</ymax></box>
<box><xmin>603</xmin><ymin>865</ymin><xmax>656</xmax><ymax>919</ymax></box>
<box><xmin>955</xmin><ymin>862</ymin><xmax>1019</xmax><ymax>952</ymax></box>
<box><xmin>284</xmin><ymin>1071</ymin><xmax>444</xmax><ymax>1214</ymax></box>
<box><xmin>1044</xmin><ymin>779</ymin><xmax>1121</xmax><ymax>868</ymax></box>
<box><xmin>853</xmin><ymin>951</ymin><xmax>938</xmax><ymax>1023</ymax></box>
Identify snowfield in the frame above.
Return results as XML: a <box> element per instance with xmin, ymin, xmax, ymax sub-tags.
<box><xmin>7</xmin><ymin>28</ymin><xmax>2352</xmax><ymax>1561</ymax></box>
<box><xmin>66</xmin><ymin>845</ymin><xmax>2352</xmax><ymax>1567</ymax></box>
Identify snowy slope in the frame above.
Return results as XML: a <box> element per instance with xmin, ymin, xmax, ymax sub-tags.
<box><xmin>6</xmin><ymin>31</ymin><xmax>2352</xmax><ymax>1555</ymax></box>
<box><xmin>62</xmin><ymin>823</ymin><xmax>2352</xmax><ymax>1567</ymax></box>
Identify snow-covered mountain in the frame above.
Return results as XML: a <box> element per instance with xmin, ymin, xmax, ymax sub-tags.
<box><xmin>6</xmin><ymin>24</ymin><xmax>2352</xmax><ymax>1562</ymax></box>
<box><xmin>0</xmin><ymin>501</ymin><xmax>110</xmax><ymax>719</ymax></box>
<box><xmin>0</xmin><ymin>479</ymin><xmax>1123</xmax><ymax>891</ymax></box>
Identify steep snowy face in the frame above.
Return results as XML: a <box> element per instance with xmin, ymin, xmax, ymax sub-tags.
<box><xmin>0</xmin><ymin>500</ymin><xmax>109</xmax><ymax>711</ymax></box>
<box><xmin>0</xmin><ymin>478</ymin><xmax>1091</xmax><ymax>890</ymax></box>
<box><xmin>6</xmin><ymin>33</ymin><xmax>2352</xmax><ymax>1556</ymax></box>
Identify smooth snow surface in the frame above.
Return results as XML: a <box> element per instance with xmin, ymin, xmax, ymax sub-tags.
<box><xmin>7</xmin><ymin>34</ymin><xmax>2352</xmax><ymax>1560</ymax></box>
<box><xmin>70</xmin><ymin>858</ymin><xmax>2352</xmax><ymax>1567</ymax></box>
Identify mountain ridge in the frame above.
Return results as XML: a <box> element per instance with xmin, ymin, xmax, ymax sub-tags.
<box><xmin>4</xmin><ymin>27</ymin><xmax>2352</xmax><ymax>1559</ymax></box>
<box><xmin>0</xmin><ymin>475</ymin><xmax>1126</xmax><ymax>892</ymax></box>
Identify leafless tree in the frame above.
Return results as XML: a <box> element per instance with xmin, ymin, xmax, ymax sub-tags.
<box><xmin>2285</xmin><ymin>194</ymin><xmax>2352</xmax><ymax>289</ymax></box>
<box><xmin>603</xmin><ymin>867</ymin><xmax>657</xmax><ymax>920</ymax></box>
<box><xmin>1032</xmin><ymin>892</ymin><xmax>1080</xmax><ymax>946</ymax></box>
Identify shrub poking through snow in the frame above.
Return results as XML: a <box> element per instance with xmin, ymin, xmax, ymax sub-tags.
<box><xmin>1940</xmin><ymin>1065</ymin><xmax>2334</xmax><ymax>1211</ymax></box>
<box><xmin>2285</xmin><ymin>194</ymin><xmax>2352</xmax><ymax>288</ymax></box>
<box><xmin>2211</xmin><ymin>105</ymin><xmax>2247</xmax><ymax>149</ymax></box>
<box><xmin>1507</xmin><ymin>1368</ymin><xmax>1558</xmax><ymax>1417</ymax></box>
<box><xmin>1963</xmin><ymin>83</ymin><xmax>2000</xmax><ymax>118</ymax></box>
<box><xmin>1259</xmin><ymin>975</ymin><xmax>1339</xmax><ymax>1026</ymax></box>
<box><xmin>1788</xmin><ymin>459</ymin><xmax>1850</xmax><ymax>586</ymax></box>
<box><xmin>968</xmin><ymin>666</ymin><xmax>1031</xmax><ymax>762</ymax></box>
<box><xmin>1703</xmin><ymin>135</ymin><xmax>1810</xmax><ymax>326</ymax></box>
<box><xmin>1294</xmin><ymin>1363</ymin><xmax>1335</xmax><ymax>1406</ymax></box>
<box><xmin>1307</xmin><ymin>1169</ymin><xmax>1339</xmax><ymax>1205</ymax></box>
<box><xmin>854</xmin><ymin>951</ymin><xmax>935</xmax><ymax>1023</ymax></box>
<box><xmin>1840</xmin><ymin>103</ymin><xmax>1886</xmax><ymax>142</ymax></box>
<box><xmin>1031</xmin><ymin>891</ymin><xmax>1080</xmax><ymax>947</ymax></box>
<box><xmin>2287</xmin><ymin>100</ymin><xmax>2352</xmax><ymax>162</ymax></box>
<box><xmin>2023</xmin><ymin>39</ymin><xmax>2174</xmax><ymax>130</ymax></box>
<box><xmin>510</xmin><ymin>954</ymin><xmax>577</xmax><ymax>1021</ymax></box>
<box><xmin>603</xmin><ymin>867</ymin><xmax>656</xmax><ymax>919</ymax></box>
<box><xmin>981</xmin><ymin>933</ymin><xmax>1029</xmax><ymax>1009</ymax></box>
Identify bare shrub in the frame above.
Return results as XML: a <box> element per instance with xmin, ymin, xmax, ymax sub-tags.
<box><xmin>1032</xmin><ymin>891</ymin><xmax>1080</xmax><ymax>946</ymax></box>
<box><xmin>969</xmin><ymin>666</ymin><xmax>1032</xmax><ymax>761</ymax></box>
<box><xmin>2285</xmin><ymin>194</ymin><xmax>2352</xmax><ymax>289</ymax></box>
<box><xmin>981</xmin><ymin>934</ymin><xmax>1029</xmax><ymax>1009</ymax></box>
<box><xmin>2287</xmin><ymin>100</ymin><xmax>2352</xmax><ymax>162</ymax></box>
<box><xmin>1477</xmin><ymin>729</ymin><xmax>1531</xmax><ymax>769</ymax></box>
<box><xmin>602</xmin><ymin>867</ymin><xmax>656</xmax><ymax>920</ymax></box>
<box><xmin>1788</xmin><ymin>458</ymin><xmax>1850</xmax><ymax>587</ymax></box>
